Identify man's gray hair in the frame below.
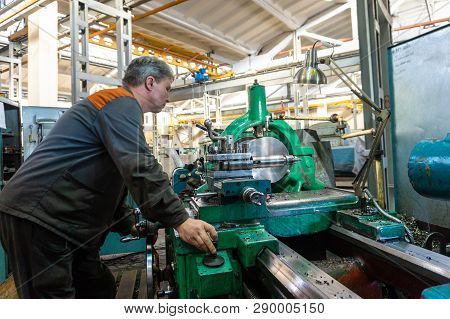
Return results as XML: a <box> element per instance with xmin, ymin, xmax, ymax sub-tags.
<box><xmin>122</xmin><ymin>56</ymin><xmax>174</xmax><ymax>87</ymax></box>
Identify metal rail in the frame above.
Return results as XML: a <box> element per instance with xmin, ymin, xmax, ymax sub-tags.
<box><xmin>256</xmin><ymin>226</ymin><xmax>449</xmax><ymax>298</ymax></box>
<box><xmin>256</xmin><ymin>242</ymin><xmax>361</xmax><ymax>299</ymax></box>
<box><xmin>328</xmin><ymin>225</ymin><xmax>450</xmax><ymax>284</ymax></box>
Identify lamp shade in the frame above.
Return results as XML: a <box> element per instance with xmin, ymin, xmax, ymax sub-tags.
<box><xmin>295</xmin><ymin>48</ymin><xmax>327</xmax><ymax>85</ymax></box>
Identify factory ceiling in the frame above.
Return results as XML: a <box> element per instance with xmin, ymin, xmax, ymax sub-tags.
<box><xmin>0</xmin><ymin>0</ymin><xmax>448</xmax><ymax>102</ymax></box>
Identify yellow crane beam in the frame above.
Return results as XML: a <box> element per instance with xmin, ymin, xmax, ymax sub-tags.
<box><xmin>56</xmin><ymin>0</ymin><xmax>234</xmax><ymax>80</ymax></box>
<box><xmin>91</xmin><ymin>31</ymin><xmax>233</xmax><ymax>80</ymax></box>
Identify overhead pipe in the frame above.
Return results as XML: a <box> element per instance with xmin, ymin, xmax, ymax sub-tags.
<box><xmin>393</xmin><ymin>17</ymin><xmax>450</xmax><ymax>31</ymax></box>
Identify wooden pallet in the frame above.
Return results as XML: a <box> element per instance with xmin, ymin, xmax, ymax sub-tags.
<box><xmin>114</xmin><ymin>269</ymin><xmax>147</xmax><ymax>299</ymax></box>
<box><xmin>0</xmin><ymin>275</ymin><xmax>19</xmax><ymax>299</ymax></box>
<box><xmin>0</xmin><ymin>269</ymin><xmax>147</xmax><ymax>299</ymax></box>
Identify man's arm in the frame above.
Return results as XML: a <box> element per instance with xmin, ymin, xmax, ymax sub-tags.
<box><xmin>93</xmin><ymin>98</ymin><xmax>217</xmax><ymax>252</ymax></box>
<box><xmin>110</xmin><ymin>204</ymin><xmax>135</xmax><ymax>236</ymax></box>
<box><xmin>94</xmin><ymin>98</ymin><xmax>187</xmax><ymax>227</ymax></box>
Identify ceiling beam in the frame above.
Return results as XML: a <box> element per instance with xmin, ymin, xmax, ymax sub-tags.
<box><xmin>133</xmin><ymin>25</ymin><xmax>214</xmax><ymax>56</ymax></box>
<box><xmin>264</xmin><ymin>33</ymin><xmax>293</xmax><ymax>59</ymax></box>
<box><xmin>298</xmin><ymin>2</ymin><xmax>351</xmax><ymax>32</ymax></box>
<box><xmin>147</xmin><ymin>9</ymin><xmax>254</xmax><ymax>55</ymax></box>
<box><xmin>0</xmin><ymin>0</ymin><xmax>53</xmax><ymax>31</ymax></box>
<box><xmin>124</xmin><ymin>0</ymin><xmax>154</xmax><ymax>9</ymax></box>
<box><xmin>390</xmin><ymin>0</ymin><xmax>407</xmax><ymax>14</ymax></box>
<box><xmin>252</xmin><ymin>0</ymin><xmax>299</xmax><ymax>30</ymax></box>
<box><xmin>89</xmin><ymin>0</ymin><xmax>190</xmax><ymax>39</ymax></box>
<box><xmin>299</xmin><ymin>31</ymin><xmax>345</xmax><ymax>46</ymax></box>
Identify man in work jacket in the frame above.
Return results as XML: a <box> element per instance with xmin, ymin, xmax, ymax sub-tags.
<box><xmin>0</xmin><ymin>56</ymin><xmax>217</xmax><ymax>298</ymax></box>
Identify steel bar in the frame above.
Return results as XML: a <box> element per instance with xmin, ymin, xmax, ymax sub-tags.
<box><xmin>341</xmin><ymin>128</ymin><xmax>375</xmax><ymax>139</ymax></box>
<box><xmin>253</xmin><ymin>155</ymin><xmax>300</xmax><ymax>168</ymax></box>
<box><xmin>277</xmin><ymin>114</ymin><xmax>340</xmax><ymax>122</ymax></box>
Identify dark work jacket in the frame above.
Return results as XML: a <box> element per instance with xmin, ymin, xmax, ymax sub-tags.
<box><xmin>0</xmin><ymin>87</ymin><xmax>188</xmax><ymax>248</ymax></box>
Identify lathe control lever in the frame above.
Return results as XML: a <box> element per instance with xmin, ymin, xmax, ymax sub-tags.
<box><xmin>241</xmin><ymin>187</ymin><xmax>265</xmax><ymax>206</ymax></box>
<box><xmin>120</xmin><ymin>208</ymin><xmax>162</xmax><ymax>243</ymax></box>
<box><xmin>203</xmin><ymin>119</ymin><xmax>226</xmax><ymax>141</ymax></box>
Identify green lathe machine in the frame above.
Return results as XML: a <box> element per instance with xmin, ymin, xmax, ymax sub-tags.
<box><xmin>147</xmin><ymin>80</ymin><xmax>449</xmax><ymax>299</ymax></box>
<box><xmin>163</xmin><ymin>80</ymin><xmax>360</xmax><ymax>298</ymax></box>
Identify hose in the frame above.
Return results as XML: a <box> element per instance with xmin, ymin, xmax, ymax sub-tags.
<box><xmin>363</xmin><ymin>188</ymin><xmax>415</xmax><ymax>244</ymax></box>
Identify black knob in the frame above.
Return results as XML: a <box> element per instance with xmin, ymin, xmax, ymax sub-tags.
<box><xmin>202</xmin><ymin>253</ymin><xmax>224</xmax><ymax>268</ymax></box>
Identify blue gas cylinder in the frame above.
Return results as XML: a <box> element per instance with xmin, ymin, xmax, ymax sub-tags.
<box><xmin>408</xmin><ymin>133</ymin><xmax>450</xmax><ymax>201</ymax></box>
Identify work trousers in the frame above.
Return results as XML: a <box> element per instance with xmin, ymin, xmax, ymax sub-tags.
<box><xmin>0</xmin><ymin>212</ymin><xmax>116</xmax><ymax>298</ymax></box>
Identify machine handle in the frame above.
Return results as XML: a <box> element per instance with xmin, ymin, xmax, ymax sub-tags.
<box><xmin>203</xmin><ymin>119</ymin><xmax>226</xmax><ymax>141</ymax></box>
<box><xmin>195</xmin><ymin>122</ymin><xmax>220</xmax><ymax>137</ymax></box>
<box><xmin>120</xmin><ymin>236</ymin><xmax>140</xmax><ymax>243</ymax></box>
<box><xmin>120</xmin><ymin>220</ymin><xmax>163</xmax><ymax>243</ymax></box>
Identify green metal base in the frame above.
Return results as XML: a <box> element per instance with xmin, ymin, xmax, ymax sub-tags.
<box><xmin>263</xmin><ymin>213</ymin><xmax>333</xmax><ymax>237</ymax></box>
<box><xmin>168</xmin><ymin>224</ymin><xmax>279</xmax><ymax>298</ymax></box>
<box><xmin>336</xmin><ymin>210</ymin><xmax>405</xmax><ymax>241</ymax></box>
<box><xmin>192</xmin><ymin>189</ymin><xmax>359</xmax><ymax>237</ymax></box>
<box><xmin>190</xmin><ymin>250</ymin><xmax>238</xmax><ymax>298</ymax></box>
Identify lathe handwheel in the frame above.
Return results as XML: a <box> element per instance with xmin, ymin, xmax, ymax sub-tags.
<box><xmin>146</xmin><ymin>239</ymin><xmax>160</xmax><ymax>298</ymax></box>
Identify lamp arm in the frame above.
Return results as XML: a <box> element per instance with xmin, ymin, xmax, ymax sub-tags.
<box><xmin>352</xmin><ymin>109</ymin><xmax>390</xmax><ymax>197</ymax></box>
<box><xmin>324</xmin><ymin>57</ymin><xmax>382</xmax><ymax>114</ymax></box>
<box><xmin>293</xmin><ymin>67</ymin><xmax>301</xmax><ymax>79</ymax></box>
<box><xmin>320</xmin><ymin>56</ymin><xmax>390</xmax><ymax>198</ymax></box>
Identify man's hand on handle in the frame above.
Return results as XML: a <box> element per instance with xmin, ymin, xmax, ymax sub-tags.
<box><xmin>175</xmin><ymin>218</ymin><xmax>218</xmax><ymax>254</ymax></box>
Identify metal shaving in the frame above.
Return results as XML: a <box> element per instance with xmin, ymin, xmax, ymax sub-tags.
<box><xmin>398</xmin><ymin>213</ymin><xmax>430</xmax><ymax>247</ymax></box>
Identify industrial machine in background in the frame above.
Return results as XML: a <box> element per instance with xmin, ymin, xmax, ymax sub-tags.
<box><xmin>22</xmin><ymin>106</ymin><xmax>67</xmax><ymax>160</ymax></box>
<box><xmin>1</xmin><ymin>105</ymin><xmax>68</xmax><ymax>283</ymax></box>
<box><xmin>0</xmin><ymin>97</ymin><xmax>21</xmax><ymax>188</ymax></box>
<box><xmin>308</xmin><ymin>122</ymin><xmax>367</xmax><ymax>188</ymax></box>
<box><xmin>0</xmin><ymin>97</ymin><xmax>22</xmax><ymax>283</ymax></box>
<box><xmin>156</xmin><ymin>81</ymin><xmax>450</xmax><ymax>299</ymax></box>
<box><xmin>408</xmin><ymin>134</ymin><xmax>450</xmax><ymax>256</ymax></box>
<box><xmin>409</xmin><ymin>134</ymin><xmax>450</xmax><ymax>202</ymax></box>
<box><xmin>389</xmin><ymin>25</ymin><xmax>450</xmax><ymax>260</ymax></box>
<box><xmin>389</xmin><ymin>25</ymin><xmax>450</xmax><ymax>235</ymax></box>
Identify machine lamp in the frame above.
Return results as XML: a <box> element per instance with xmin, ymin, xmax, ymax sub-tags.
<box><xmin>294</xmin><ymin>47</ymin><xmax>327</xmax><ymax>85</ymax></box>
<box><xmin>295</xmin><ymin>41</ymin><xmax>391</xmax><ymax>200</ymax></box>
